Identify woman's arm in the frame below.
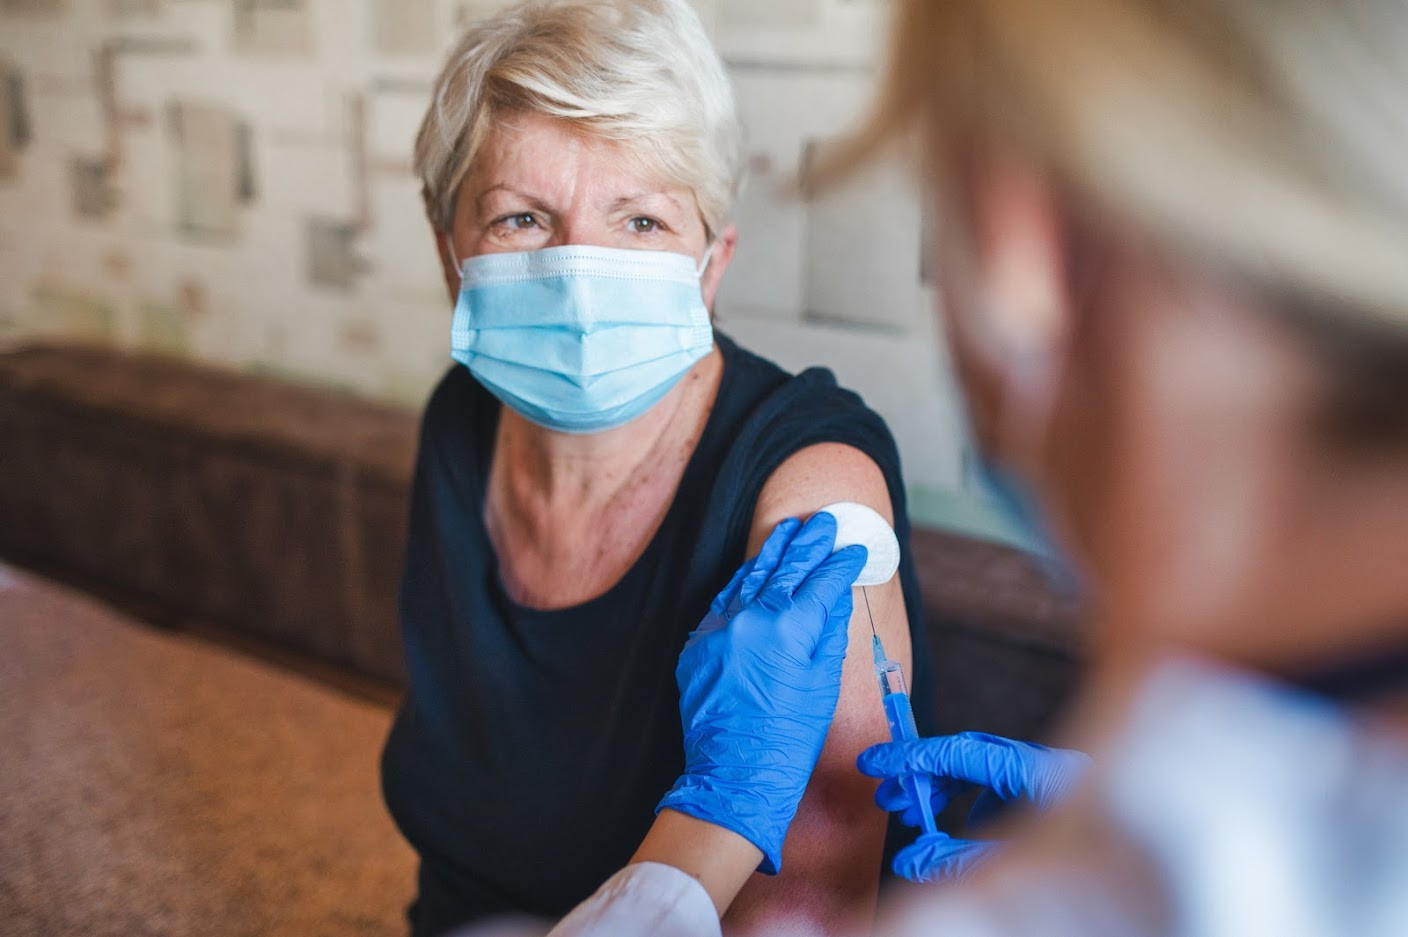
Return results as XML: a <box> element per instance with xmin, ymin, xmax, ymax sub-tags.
<box><xmin>725</xmin><ymin>442</ymin><xmax>912</xmax><ymax>935</ymax></box>
<box><xmin>540</xmin><ymin>502</ymin><xmax>886</xmax><ymax>936</ymax></box>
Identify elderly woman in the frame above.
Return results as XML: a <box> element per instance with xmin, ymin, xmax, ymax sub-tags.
<box><xmin>378</xmin><ymin>1</ymin><xmax>933</xmax><ymax>934</ymax></box>
<box><xmin>509</xmin><ymin>0</ymin><xmax>1408</xmax><ymax>934</ymax></box>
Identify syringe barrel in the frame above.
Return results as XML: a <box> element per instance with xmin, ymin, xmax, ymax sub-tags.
<box><xmin>873</xmin><ymin>651</ymin><xmax>940</xmax><ymax>835</ymax></box>
<box><xmin>875</xmin><ymin>658</ymin><xmax>909</xmax><ymax>700</ymax></box>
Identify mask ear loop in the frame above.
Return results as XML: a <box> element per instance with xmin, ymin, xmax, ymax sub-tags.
<box><xmin>446</xmin><ymin>235</ymin><xmax>464</xmax><ymax>288</ymax></box>
<box><xmin>996</xmin><ymin>221</ymin><xmax>1107</xmax><ymax>476</ymax></box>
<box><xmin>696</xmin><ymin>242</ymin><xmax>715</xmax><ymax>279</ymax></box>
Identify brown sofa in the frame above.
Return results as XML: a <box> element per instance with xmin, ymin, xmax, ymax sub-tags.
<box><xmin>0</xmin><ymin>343</ymin><xmax>1084</xmax><ymax>738</ymax></box>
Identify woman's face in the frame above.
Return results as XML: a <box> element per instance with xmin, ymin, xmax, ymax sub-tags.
<box><xmin>929</xmin><ymin>148</ymin><xmax>1373</xmax><ymax>671</ymax></box>
<box><xmin>926</xmin><ymin>152</ymin><xmax>1112</xmax><ymax>570</ymax></box>
<box><xmin>436</xmin><ymin>112</ymin><xmax>733</xmax><ymax>306</ymax></box>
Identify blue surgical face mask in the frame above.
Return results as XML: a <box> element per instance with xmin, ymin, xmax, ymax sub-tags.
<box><xmin>956</xmin><ymin>340</ymin><xmax>1083</xmax><ymax>590</ymax></box>
<box><xmin>449</xmin><ymin>243</ymin><xmax>715</xmax><ymax>434</ymax></box>
<box><xmin>973</xmin><ymin>456</ymin><xmax>1058</xmax><ymax>558</ymax></box>
<box><xmin>972</xmin><ymin>452</ymin><xmax>1083</xmax><ymax>594</ymax></box>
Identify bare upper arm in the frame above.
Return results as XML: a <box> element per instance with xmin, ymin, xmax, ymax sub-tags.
<box><xmin>722</xmin><ymin>442</ymin><xmax>912</xmax><ymax>935</ymax></box>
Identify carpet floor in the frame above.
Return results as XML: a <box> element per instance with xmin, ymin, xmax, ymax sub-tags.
<box><xmin>0</xmin><ymin>563</ymin><xmax>416</xmax><ymax>936</ymax></box>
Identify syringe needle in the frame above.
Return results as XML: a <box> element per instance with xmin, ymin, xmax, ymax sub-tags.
<box><xmin>861</xmin><ymin>585</ymin><xmax>878</xmax><ymax>637</ymax></box>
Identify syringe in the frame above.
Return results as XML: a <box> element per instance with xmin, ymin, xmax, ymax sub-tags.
<box><xmin>863</xmin><ymin>589</ymin><xmax>939</xmax><ymax>837</ymax></box>
<box><xmin>819</xmin><ymin>501</ymin><xmax>939</xmax><ymax>836</ymax></box>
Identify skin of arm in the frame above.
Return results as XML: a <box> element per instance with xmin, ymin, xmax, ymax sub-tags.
<box><xmin>725</xmin><ymin>442</ymin><xmax>912</xmax><ymax>934</ymax></box>
<box><xmin>619</xmin><ymin>443</ymin><xmax>909</xmax><ymax>931</ymax></box>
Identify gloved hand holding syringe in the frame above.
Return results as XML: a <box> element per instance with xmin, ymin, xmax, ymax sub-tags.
<box><xmin>661</xmin><ymin>506</ymin><xmax>1085</xmax><ymax>895</ymax></box>
<box><xmin>819</xmin><ymin>502</ymin><xmax>940</xmax><ymax>838</ymax></box>
<box><xmin>826</xmin><ymin>503</ymin><xmax>1091</xmax><ymax>884</ymax></box>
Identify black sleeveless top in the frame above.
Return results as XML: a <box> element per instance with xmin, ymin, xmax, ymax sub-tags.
<box><xmin>381</xmin><ymin>333</ymin><xmax>935</xmax><ymax>936</ymax></box>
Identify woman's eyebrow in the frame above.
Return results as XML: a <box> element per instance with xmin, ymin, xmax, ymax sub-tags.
<box><xmin>608</xmin><ymin>192</ymin><xmax>686</xmax><ymax>215</ymax></box>
<box><xmin>474</xmin><ymin>183</ymin><xmax>553</xmax><ymax>215</ymax></box>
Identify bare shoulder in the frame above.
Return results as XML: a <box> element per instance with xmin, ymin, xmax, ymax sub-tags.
<box><xmin>747</xmin><ymin>442</ymin><xmax>894</xmax><ymax>553</ymax></box>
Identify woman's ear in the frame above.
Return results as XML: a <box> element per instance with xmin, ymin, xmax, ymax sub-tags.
<box><xmin>967</xmin><ymin>153</ymin><xmax>1072</xmax><ymax>376</ymax></box>
<box><xmin>432</xmin><ymin>222</ymin><xmax>459</xmax><ymax>306</ymax></box>
<box><xmin>954</xmin><ymin>152</ymin><xmax>1079</xmax><ymax>470</ymax></box>
<box><xmin>701</xmin><ymin>224</ymin><xmax>739</xmax><ymax>310</ymax></box>
<box><xmin>425</xmin><ymin>186</ymin><xmax>460</xmax><ymax>306</ymax></box>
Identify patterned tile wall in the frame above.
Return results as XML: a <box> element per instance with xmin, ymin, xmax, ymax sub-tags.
<box><xmin>0</xmin><ymin>0</ymin><xmax>987</xmax><ymax>520</ymax></box>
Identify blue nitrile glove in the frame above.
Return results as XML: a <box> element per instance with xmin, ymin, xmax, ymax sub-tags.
<box><xmin>658</xmin><ymin>512</ymin><xmax>867</xmax><ymax>875</ymax></box>
<box><xmin>857</xmin><ymin>731</ymin><xmax>1091</xmax><ymax>882</ymax></box>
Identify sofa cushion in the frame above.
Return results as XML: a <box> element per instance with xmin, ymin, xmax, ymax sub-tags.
<box><xmin>0</xmin><ymin>344</ymin><xmax>417</xmax><ymax>682</ymax></box>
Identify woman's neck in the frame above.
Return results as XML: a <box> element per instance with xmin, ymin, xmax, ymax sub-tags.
<box><xmin>484</xmin><ymin>348</ymin><xmax>723</xmax><ymax>608</ymax></box>
<box><xmin>493</xmin><ymin>348</ymin><xmax>722</xmax><ymax>511</ymax></box>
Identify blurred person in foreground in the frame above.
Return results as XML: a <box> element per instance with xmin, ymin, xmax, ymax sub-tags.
<box><xmin>482</xmin><ymin>0</ymin><xmax>1408</xmax><ymax>934</ymax></box>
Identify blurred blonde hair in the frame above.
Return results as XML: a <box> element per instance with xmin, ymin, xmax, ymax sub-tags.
<box><xmin>838</xmin><ymin>0</ymin><xmax>1408</xmax><ymax>326</ymax></box>
<box><xmin>833</xmin><ymin>0</ymin><xmax>1408</xmax><ymax>442</ymax></box>
<box><xmin>416</xmin><ymin>0</ymin><xmax>742</xmax><ymax>240</ymax></box>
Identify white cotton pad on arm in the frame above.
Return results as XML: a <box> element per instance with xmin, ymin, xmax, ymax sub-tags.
<box><xmin>817</xmin><ymin>501</ymin><xmax>900</xmax><ymax>587</ymax></box>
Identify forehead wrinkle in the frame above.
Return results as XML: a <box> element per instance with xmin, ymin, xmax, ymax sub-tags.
<box><xmin>467</xmin><ymin>114</ymin><xmax>701</xmax><ymax>225</ymax></box>
<box><xmin>605</xmin><ymin>191</ymin><xmax>688</xmax><ymax>216</ymax></box>
<box><xmin>473</xmin><ymin>183</ymin><xmax>555</xmax><ymax>216</ymax></box>
<box><xmin>468</xmin><ymin>118</ymin><xmax>586</xmax><ymax>203</ymax></box>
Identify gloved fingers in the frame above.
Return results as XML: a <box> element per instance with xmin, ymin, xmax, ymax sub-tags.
<box><xmin>783</xmin><ymin>544</ymin><xmax>865</xmax><ymax>658</ymax></box>
<box><xmin>872</xmin><ymin>776</ymin><xmax>907</xmax><ymax>813</ymax></box>
<box><xmin>858</xmin><ymin>739</ymin><xmax>939</xmax><ymax>780</ymax></box>
<box><xmin>794</xmin><ymin>542</ymin><xmax>867</xmax><ymax>613</ymax></box>
<box><xmin>737</xmin><ymin>517</ymin><xmax>802</xmax><ymax>606</ymax></box>
<box><xmin>756</xmin><ymin>511</ymin><xmax>841</xmax><ymax>606</ymax></box>
<box><xmin>861</xmin><ymin>733</ymin><xmax>1091</xmax><ymax>810</ymax></box>
<box><xmin>948</xmin><ymin>732</ymin><xmax>1088</xmax><ymax>811</ymax></box>
<box><xmin>858</xmin><ymin>734</ymin><xmax>1028</xmax><ymax>801</ymax></box>
<box><xmin>707</xmin><ymin>550</ymin><xmax>757</xmax><ymax>620</ymax></box>
<box><xmin>961</xmin><ymin>731</ymin><xmax>1051</xmax><ymax>757</ymax></box>
<box><xmin>809</xmin><ymin>585</ymin><xmax>854</xmax><ymax>675</ymax></box>
<box><xmin>893</xmin><ymin>833</ymin><xmax>1004</xmax><ymax>884</ymax></box>
<box><xmin>874</xmin><ymin>775</ymin><xmax>962</xmax><ymax>826</ymax></box>
<box><xmin>1028</xmin><ymin>747</ymin><xmax>1094</xmax><ymax>812</ymax></box>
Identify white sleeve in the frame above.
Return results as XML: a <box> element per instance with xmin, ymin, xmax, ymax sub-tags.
<box><xmin>544</xmin><ymin>862</ymin><xmax>722</xmax><ymax>937</ymax></box>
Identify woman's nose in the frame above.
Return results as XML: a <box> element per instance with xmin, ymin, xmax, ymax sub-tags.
<box><xmin>551</xmin><ymin>215</ymin><xmax>611</xmax><ymax>250</ymax></box>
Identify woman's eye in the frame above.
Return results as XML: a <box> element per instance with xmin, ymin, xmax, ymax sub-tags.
<box><xmin>494</xmin><ymin>213</ymin><xmax>540</xmax><ymax>231</ymax></box>
<box><xmin>629</xmin><ymin>216</ymin><xmax>661</xmax><ymax>234</ymax></box>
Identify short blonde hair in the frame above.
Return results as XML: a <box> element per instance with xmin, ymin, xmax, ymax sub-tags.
<box><xmin>416</xmin><ymin>0</ymin><xmax>742</xmax><ymax>240</ymax></box>
<box><xmin>842</xmin><ymin>0</ymin><xmax>1408</xmax><ymax>334</ymax></box>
